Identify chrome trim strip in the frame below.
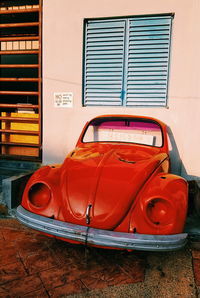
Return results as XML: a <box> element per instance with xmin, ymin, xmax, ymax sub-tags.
<box><xmin>16</xmin><ymin>205</ymin><xmax>188</xmax><ymax>251</ymax></box>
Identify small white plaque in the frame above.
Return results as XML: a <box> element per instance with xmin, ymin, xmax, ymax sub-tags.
<box><xmin>54</xmin><ymin>92</ymin><xmax>73</xmax><ymax>108</ymax></box>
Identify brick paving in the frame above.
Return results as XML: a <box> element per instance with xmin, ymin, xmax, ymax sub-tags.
<box><xmin>1</xmin><ymin>218</ymin><xmax>200</xmax><ymax>297</ymax></box>
<box><xmin>192</xmin><ymin>250</ymin><xmax>200</xmax><ymax>287</ymax></box>
<box><xmin>0</xmin><ymin>219</ymin><xmax>146</xmax><ymax>297</ymax></box>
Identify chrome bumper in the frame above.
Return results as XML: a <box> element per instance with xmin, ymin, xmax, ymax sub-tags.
<box><xmin>16</xmin><ymin>206</ymin><xmax>188</xmax><ymax>252</ymax></box>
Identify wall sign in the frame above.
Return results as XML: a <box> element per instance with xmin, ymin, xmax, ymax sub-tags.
<box><xmin>54</xmin><ymin>92</ymin><xmax>73</xmax><ymax>108</ymax></box>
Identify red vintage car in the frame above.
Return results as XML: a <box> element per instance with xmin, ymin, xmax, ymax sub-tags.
<box><xmin>16</xmin><ymin>115</ymin><xmax>188</xmax><ymax>251</ymax></box>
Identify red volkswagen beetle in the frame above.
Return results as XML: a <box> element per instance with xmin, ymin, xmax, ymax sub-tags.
<box><xmin>16</xmin><ymin>115</ymin><xmax>188</xmax><ymax>251</ymax></box>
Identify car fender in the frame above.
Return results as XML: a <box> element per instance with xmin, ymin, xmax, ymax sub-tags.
<box><xmin>129</xmin><ymin>172</ymin><xmax>188</xmax><ymax>235</ymax></box>
<box><xmin>21</xmin><ymin>165</ymin><xmax>62</xmax><ymax>218</ymax></box>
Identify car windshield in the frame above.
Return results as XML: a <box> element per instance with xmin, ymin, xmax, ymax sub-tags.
<box><xmin>83</xmin><ymin>117</ymin><xmax>163</xmax><ymax>147</ymax></box>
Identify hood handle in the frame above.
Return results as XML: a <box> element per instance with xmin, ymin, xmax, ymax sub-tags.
<box><xmin>86</xmin><ymin>204</ymin><xmax>92</xmax><ymax>225</ymax></box>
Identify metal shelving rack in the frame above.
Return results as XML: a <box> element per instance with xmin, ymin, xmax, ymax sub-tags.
<box><xmin>0</xmin><ymin>0</ymin><xmax>42</xmax><ymax>161</ymax></box>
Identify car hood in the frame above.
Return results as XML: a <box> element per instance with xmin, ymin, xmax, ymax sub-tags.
<box><xmin>60</xmin><ymin>144</ymin><xmax>168</xmax><ymax>229</ymax></box>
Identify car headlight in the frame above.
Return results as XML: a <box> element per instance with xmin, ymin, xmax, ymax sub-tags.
<box><xmin>28</xmin><ymin>183</ymin><xmax>51</xmax><ymax>208</ymax></box>
<box><xmin>146</xmin><ymin>198</ymin><xmax>173</xmax><ymax>226</ymax></box>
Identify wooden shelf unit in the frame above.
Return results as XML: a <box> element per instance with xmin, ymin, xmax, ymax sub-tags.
<box><xmin>0</xmin><ymin>0</ymin><xmax>42</xmax><ymax>160</ymax></box>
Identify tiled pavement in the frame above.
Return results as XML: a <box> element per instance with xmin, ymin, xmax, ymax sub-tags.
<box><xmin>0</xmin><ymin>219</ymin><xmax>145</xmax><ymax>297</ymax></box>
<box><xmin>0</xmin><ymin>219</ymin><xmax>200</xmax><ymax>298</ymax></box>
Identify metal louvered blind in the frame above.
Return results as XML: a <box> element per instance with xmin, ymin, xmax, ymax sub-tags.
<box><xmin>83</xmin><ymin>15</ymin><xmax>173</xmax><ymax>107</ymax></box>
<box><xmin>126</xmin><ymin>16</ymin><xmax>172</xmax><ymax>106</ymax></box>
<box><xmin>84</xmin><ymin>19</ymin><xmax>125</xmax><ymax>106</ymax></box>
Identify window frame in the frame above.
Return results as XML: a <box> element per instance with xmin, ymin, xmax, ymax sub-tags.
<box><xmin>81</xmin><ymin>116</ymin><xmax>164</xmax><ymax>148</ymax></box>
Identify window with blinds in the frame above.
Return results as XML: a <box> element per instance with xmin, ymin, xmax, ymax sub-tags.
<box><xmin>83</xmin><ymin>15</ymin><xmax>173</xmax><ymax>107</ymax></box>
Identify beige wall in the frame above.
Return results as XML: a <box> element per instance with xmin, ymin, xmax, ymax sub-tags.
<box><xmin>43</xmin><ymin>0</ymin><xmax>200</xmax><ymax>180</ymax></box>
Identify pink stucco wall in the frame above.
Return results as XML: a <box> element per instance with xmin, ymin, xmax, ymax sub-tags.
<box><xmin>42</xmin><ymin>0</ymin><xmax>200</xmax><ymax>179</ymax></box>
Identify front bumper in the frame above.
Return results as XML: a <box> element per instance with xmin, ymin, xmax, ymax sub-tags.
<box><xmin>16</xmin><ymin>205</ymin><xmax>188</xmax><ymax>252</ymax></box>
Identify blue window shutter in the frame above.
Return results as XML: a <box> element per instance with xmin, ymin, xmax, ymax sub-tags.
<box><xmin>83</xmin><ymin>15</ymin><xmax>173</xmax><ymax>107</ymax></box>
<box><xmin>84</xmin><ymin>20</ymin><xmax>125</xmax><ymax>106</ymax></box>
<box><xmin>125</xmin><ymin>16</ymin><xmax>172</xmax><ymax>106</ymax></box>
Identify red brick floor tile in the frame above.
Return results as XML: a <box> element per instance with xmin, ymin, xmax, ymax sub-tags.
<box><xmin>22</xmin><ymin>287</ymin><xmax>49</xmax><ymax>298</ymax></box>
<box><xmin>81</xmin><ymin>267</ymin><xmax>136</xmax><ymax>290</ymax></box>
<box><xmin>23</xmin><ymin>250</ymin><xmax>59</xmax><ymax>274</ymax></box>
<box><xmin>66</xmin><ymin>254</ymin><xmax>108</xmax><ymax>282</ymax></box>
<box><xmin>47</xmin><ymin>241</ymin><xmax>81</xmax><ymax>265</ymax></box>
<box><xmin>96</xmin><ymin>250</ymin><xmax>145</xmax><ymax>282</ymax></box>
<box><xmin>16</xmin><ymin>237</ymin><xmax>50</xmax><ymax>259</ymax></box>
<box><xmin>0</xmin><ymin>245</ymin><xmax>20</xmax><ymax>266</ymax></box>
<box><xmin>0</xmin><ymin>238</ymin><xmax>5</xmax><ymax>249</ymax></box>
<box><xmin>0</xmin><ymin>219</ymin><xmax>24</xmax><ymax>229</ymax></box>
<box><xmin>0</xmin><ymin>275</ymin><xmax>44</xmax><ymax>297</ymax></box>
<box><xmin>81</xmin><ymin>275</ymin><xmax>109</xmax><ymax>290</ymax></box>
<box><xmin>118</xmin><ymin>255</ymin><xmax>145</xmax><ymax>282</ymax></box>
<box><xmin>192</xmin><ymin>249</ymin><xmax>200</xmax><ymax>260</ymax></box>
<box><xmin>39</xmin><ymin>266</ymin><xmax>77</xmax><ymax>291</ymax></box>
<box><xmin>39</xmin><ymin>254</ymin><xmax>107</xmax><ymax>291</ymax></box>
<box><xmin>49</xmin><ymin>240</ymin><xmax>82</xmax><ymax>255</ymax></box>
<box><xmin>71</xmin><ymin>259</ymin><xmax>107</xmax><ymax>280</ymax></box>
<box><xmin>192</xmin><ymin>249</ymin><xmax>200</xmax><ymax>287</ymax></box>
<box><xmin>0</xmin><ymin>239</ymin><xmax>17</xmax><ymax>252</ymax></box>
<box><xmin>105</xmin><ymin>267</ymin><xmax>141</xmax><ymax>287</ymax></box>
<box><xmin>51</xmin><ymin>248</ymin><xmax>76</xmax><ymax>266</ymax></box>
<box><xmin>49</xmin><ymin>280</ymin><xmax>88</xmax><ymax>297</ymax></box>
<box><xmin>49</xmin><ymin>241</ymin><xmax>106</xmax><ymax>268</ymax></box>
<box><xmin>0</xmin><ymin>231</ymin><xmax>3</xmax><ymax>240</ymax></box>
<box><xmin>0</xmin><ymin>260</ymin><xmax>27</xmax><ymax>285</ymax></box>
<box><xmin>193</xmin><ymin>258</ymin><xmax>200</xmax><ymax>286</ymax></box>
<box><xmin>33</xmin><ymin>232</ymin><xmax>56</xmax><ymax>245</ymax></box>
<box><xmin>2</xmin><ymin>227</ymin><xmax>34</xmax><ymax>242</ymax></box>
